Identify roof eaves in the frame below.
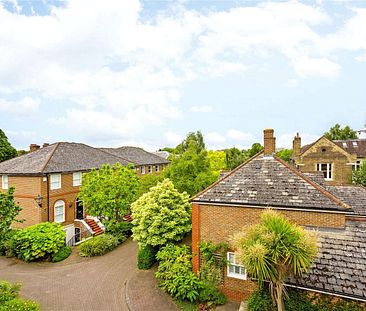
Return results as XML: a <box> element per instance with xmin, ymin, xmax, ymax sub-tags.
<box><xmin>191</xmin><ymin>151</ymin><xmax>264</xmax><ymax>201</ymax></box>
<box><xmin>274</xmin><ymin>155</ymin><xmax>351</xmax><ymax>210</ymax></box>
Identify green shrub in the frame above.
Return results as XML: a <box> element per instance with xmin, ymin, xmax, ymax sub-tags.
<box><xmin>199</xmin><ymin>282</ymin><xmax>226</xmax><ymax>306</ymax></box>
<box><xmin>247</xmin><ymin>288</ymin><xmax>273</xmax><ymax>311</ymax></box>
<box><xmin>0</xmin><ymin>280</ymin><xmax>39</xmax><ymax>311</ymax></box>
<box><xmin>52</xmin><ymin>246</ymin><xmax>72</xmax><ymax>262</ymax></box>
<box><xmin>137</xmin><ymin>245</ymin><xmax>158</xmax><ymax>270</ymax></box>
<box><xmin>0</xmin><ymin>229</ymin><xmax>18</xmax><ymax>256</ymax></box>
<box><xmin>11</xmin><ymin>223</ymin><xmax>65</xmax><ymax>262</ymax></box>
<box><xmin>156</xmin><ymin>244</ymin><xmax>203</xmax><ymax>302</ymax></box>
<box><xmin>0</xmin><ymin>298</ymin><xmax>40</xmax><ymax>311</ymax></box>
<box><xmin>79</xmin><ymin>234</ymin><xmax>118</xmax><ymax>257</ymax></box>
<box><xmin>105</xmin><ymin>220</ymin><xmax>132</xmax><ymax>243</ymax></box>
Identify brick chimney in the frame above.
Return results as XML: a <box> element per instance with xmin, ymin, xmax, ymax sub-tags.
<box><xmin>29</xmin><ymin>144</ymin><xmax>40</xmax><ymax>152</ymax></box>
<box><xmin>263</xmin><ymin>129</ymin><xmax>276</xmax><ymax>156</ymax></box>
<box><xmin>293</xmin><ymin>133</ymin><xmax>301</xmax><ymax>158</ymax></box>
<box><xmin>43</xmin><ymin>143</ymin><xmax>50</xmax><ymax>148</ymax></box>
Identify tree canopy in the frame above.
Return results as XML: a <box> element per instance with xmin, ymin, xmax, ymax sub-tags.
<box><xmin>233</xmin><ymin>210</ymin><xmax>317</xmax><ymax>311</ymax></box>
<box><xmin>225</xmin><ymin>147</ymin><xmax>246</xmax><ymax>170</ymax></box>
<box><xmin>352</xmin><ymin>160</ymin><xmax>366</xmax><ymax>186</ymax></box>
<box><xmin>131</xmin><ymin>179</ymin><xmax>191</xmax><ymax>247</ymax></box>
<box><xmin>275</xmin><ymin>149</ymin><xmax>293</xmax><ymax>163</ymax></box>
<box><xmin>324</xmin><ymin>124</ymin><xmax>358</xmax><ymax>140</ymax></box>
<box><xmin>79</xmin><ymin>163</ymin><xmax>139</xmax><ymax>222</ymax></box>
<box><xmin>0</xmin><ymin>129</ymin><xmax>17</xmax><ymax>162</ymax></box>
<box><xmin>207</xmin><ymin>150</ymin><xmax>227</xmax><ymax>174</ymax></box>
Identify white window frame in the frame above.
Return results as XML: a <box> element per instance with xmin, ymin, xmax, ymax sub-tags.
<box><xmin>148</xmin><ymin>165</ymin><xmax>152</xmax><ymax>173</ymax></box>
<box><xmin>50</xmin><ymin>174</ymin><xmax>61</xmax><ymax>190</ymax></box>
<box><xmin>1</xmin><ymin>175</ymin><xmax>9</xmax><ymax>190</ymax></box>
<box><xmin>352</xmin><ymin>160</ymin><xmax>361</xmax><ymax>171</ymax></box>
<box><xmin>73</xmin><ymin>172</ymin><xmax>82</xmax><ymax>186</ymax></box>
<box><xmin>54</xmin><ymin>200</ymin><xmax>65</xmax><ymax>223</ymax></box>
<box><xmin>155</xmin><ymin>165</ymin><xmax>159</xmax><ymax>172</ymax></box>
<box><xmin>227</xmin><ymin>252</ymin><xmax>247</xmax><ymax>280</ymax></box>
<box><xmin>316</xmin><ymin>163</ymin><xmax>333</xmax><ymax>181</ymax></box>
<box><xmin>141</xmin><ymin>166</ymin><xmax>145</xmax><ymax>174</ymax></box>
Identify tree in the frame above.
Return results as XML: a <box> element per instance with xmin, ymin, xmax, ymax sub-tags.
<box><xmin>225</xmin><ymin>147</ymin><xmax>246</xmax><ymax>170</ymax></box>
<box><xmin>352</xmin><ymin>160</ymin><xmax>366</xmax><ymax>186</ymax></box>
<box><xmin>131</xmin><ymin>179</ymin><xmax>191</xmax><ymax>247</ymax></box>
<box><xmin>233</xmin><ymin>210</ymin><xmax>317</xmax><ymax>311</ymax></box>
<box><xmin>0</xmin><ymin>187</ymin><xmax>22</xmax><ymax>246</ymax></box>
<box><xmin>245</xmin><ymin>143</ymin><xmax>264</xmax><ymax>158</ymax></box>
<box><xmin>276</xmin><ymin>149</ymin><xmax>293</xmax><ymax>163</ymax></box>
<box><xmin>79</xmin><ymin>163</ymin><xmax>139</xmax><ymax>222</ymax></box>
<box><xmin>207</xmin><ymin>150</ymin><xmax>227</xmax><ymax>174</ymax></box>
<box><xmin>137</xmin><ymin>171</ymin><xmax>165</xmax><ymax>198</ymax></box>
<box><xmin>324</xmin><ymin>123</ymin><xmax>358</xmax><ymax>140</ymax></box>
<box><xmin>175</xmin><ymin>131</ymin><xmax>205</xmax><ymax>154</ymax></box>
<box><xmin>0</xmin><ymin>129</ymin><xmax>17</xmax><ymax>162</ymax></box>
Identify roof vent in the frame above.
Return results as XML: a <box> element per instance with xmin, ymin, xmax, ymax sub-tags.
<box><xmin>353</xmin><ymin>141</ymin><xmax>358</xmax><ymax>147</ymax></box>
<box><xmin>342</xmin><ymin>142</ymin><xmax>347</xmax><ymax>148</ymax></box>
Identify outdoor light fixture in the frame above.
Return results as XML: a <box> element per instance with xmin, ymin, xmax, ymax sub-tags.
<box><xmin>34</xmin><ymin>194</ymin><xmax>43</xmax><ymax>208</ymax></box>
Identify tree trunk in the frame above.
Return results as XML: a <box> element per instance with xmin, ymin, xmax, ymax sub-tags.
<box><xmin>275</xmin><ymin>282</ymin><xmax>284</xmax><ymax>311</ymax></box>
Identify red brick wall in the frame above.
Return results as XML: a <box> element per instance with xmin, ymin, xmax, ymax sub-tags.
<box><xmin>193</xmin><ymin>203</ymin><xmax>346</xmax><ymax>301</ymax></box>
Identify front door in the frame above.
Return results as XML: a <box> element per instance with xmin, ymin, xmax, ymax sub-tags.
<box><xmin>75</xmin><ymin>198</ymin><xmax>84</xmax><ymax>220</ymax></box>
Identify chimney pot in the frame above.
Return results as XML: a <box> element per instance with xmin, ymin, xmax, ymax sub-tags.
<box><xmin>43</xmin><ymin>143</ymin><xmax>50</xmax><ymax>148</ymax></box>
<box><xmin>263</xmin><ymin>129</ymin><xmax>276</xmax><ymax>156</ymax></box>
<box><xmin>29</xmin><ymin>144</ymin><xmax>40</xmax><ymax>152</ymax></box>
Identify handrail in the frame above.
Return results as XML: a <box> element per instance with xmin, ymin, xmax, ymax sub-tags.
<box><xmin>66</xmin><ymin>228</ymin><xmax>92</xmax><ymax>246</ymax></box>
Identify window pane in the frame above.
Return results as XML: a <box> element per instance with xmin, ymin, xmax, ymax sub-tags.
<box><xmin>229</xmin><ymin>265</ymin><xmax>234</xmax><ymax>273</ymax></box>
<box><xmin>235</xmin><ymin>266</ymin><xmax>240</xmax><ymax>274</ymax></box>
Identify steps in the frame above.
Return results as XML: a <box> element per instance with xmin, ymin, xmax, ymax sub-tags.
<box><xmin>86</xmin><ymin>218</ymin><xmax>104</xmax><ymax>236</ymax></box>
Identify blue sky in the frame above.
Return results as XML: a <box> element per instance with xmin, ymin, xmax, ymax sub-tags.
<box><xmin>0</xmin><ymin>0</ymin><xmax>365</xmax><ymax>151</ymax></box>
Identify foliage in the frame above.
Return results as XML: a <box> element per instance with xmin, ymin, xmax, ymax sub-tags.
<box><xmin>0</xmin><ymin>280</ymin><xmax>40</xmax><ymax>311</ymax></box>
<box><xmin>245</xmin><ymin>143</ymin><xmax>264</xmax><ymax>158</ymax></box>
<box><xmin>233</xmin><ymin>210</ymin><xmax>318</xmax><ymax>311</ymax></box>
<box><xmin>198</xmin><ymin>282</ymin><xmax>227</xmax><ymax>306</ymax></box>
<box><xmin>137</xmin><ymin>244</ymin><xmax>158</xmax><ymax>270</ymax></box>
<box><xmin>207</xmin><ymin>150</ymin><xmax>227</xmax><ymax>174</ymax></box>
<box><xmin>79</xmin><ymin>234</ymin><xmax>119</xmax><ymax>257</ymax></box>
<box><xmin>52</xmin><ymin>246</ymin><xmax>72</xmax><ymax>262</ymax></box>
<box><xmin>0</xmin><ymin>187</ymin><xmax>22</xmax><ymax>250</ymax></box>
<box><xmin>11</xmin><ymin>222</ymin><xmax>66</xmax><ymax>262</ymax></box>
<box><xmin>247</xmin><ymin>288</ymin><xmax>274</xmax><ymax>311</ymax></box>
<box><xmin>156</xmin><ymin>244</ymin><xmax>203</xmax><ymax>302</ymax></box>
<box><xmin>105</xmin><ymin>220</ymin><xmax>132</xmax><ymax>243</ymax></box>
<box><xmin>225</xmin><ymin>147</ymin><xmax>246</xmax><ymax>170</ymax></box>
<box><xmin>324</xmin><ymin>124</ymin><xmax>358</xmax><ymax>140</ymax></box>
<box><xmin>17</xmin><ymin>150</ymin><xmax>28</xmax><ymax>156</ymax></box>
<box><xmin>0</xmin><ymin>129</ymin><xmax>17</xmax><ymax>162</ymax></box>
<box><xmin>79</xmin><ymin>163</ymin><xmax>139</xmax><ymax>222</ymax></box>
<box><xmin>137</xmin><ymin>171</ymin><xmax>165</xmax><ymax>197</ymax></box>
<box><xmin>175</xmin><ymin>131</ymin><xmax>205</xmax><ymax>154</ymax></box>
<box><xmin>276</xmin><ymin>149</ymin><xmax>293</xmax><ymax>163</ymax></box>
<box><xmin>352</xmin><ymin>160</ymin><xmax>366</xmax><ymax>186</ymax></box>
<box><xmin>132</xmin><ymin>179</ymin><xmax>191</xmax><ymax>247</ymax></box>
<box><xmin>0</xmin><ymin>229</ymin><xmax>18</xmax><ymax>256</ymax></box>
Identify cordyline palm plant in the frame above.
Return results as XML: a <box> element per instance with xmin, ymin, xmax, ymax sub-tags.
<box><xmin>233</xmin><ymin>210</ymin><xmax>318</xmax><ymax>311</ymax></box>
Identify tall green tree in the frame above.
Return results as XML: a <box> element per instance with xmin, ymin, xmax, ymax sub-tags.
<box><xmin>276</xmin><ymin>149</ymin><xmax>293</xmax><ymax>163</ymax></box>
<box><xmin>137</xmin><ymin>171</ymin><xmax>165</xmax><ymax>198</ymax></box>
<box><xmin>324</xmin><ymin>124</ymin><xmax>358</xmax><ymax>140</ymax></box>
<box><xmin>225</xmin><ymin>147</ymin><xmax>246</xmax><ymax>170</ymax></box>
<box><xmin>165</xmin><ymin>132</ymin><xmax>217</xmax><ymax>196</ymax></box>
<box><xmin>131</xmin><ymin>179</ymin><xmax>191</xmax><ymax>247</ymax></box>
<box><xmin>233</xmin><ymin>210</ymin><xmax>318</xmax><ymax>311</ymax></box>
<box><xmin>79</xmin><ymin>163</ymin><xmax>139</xmax><ymax>222</ymax></box>
<box><xmin>207</xmin><ymin>150</ymin><xmax>227</xmax><ymax>174</ymax></box>
<box><xmin>245</xmin><ymin>143</ymin><xmax>264</xmax><ymax>158</ymax></box>
<box><xmin>0</xmin><ymin>129</ymin><xmax>17</xmax><ymax>162</ymax></box>
<box><xmin>352</xmin><ymin>160</ymin><xmax>366</xmax><ymax>186</ymax></box>
<box><xmin>0</xmin><ymin>187</ymin><xmax>22</xmax><ymax>245</ymax></box>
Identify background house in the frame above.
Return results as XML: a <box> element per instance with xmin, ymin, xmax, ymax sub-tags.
<box><xmin>293</xmin><ymin>134</ymin><xmax>366</xmax><ymax>185</ymax></box>
<box><xmin>0</xmin><ymin>142</ymin><xmax>169</xmax><ymax>244</ymax></box>
<box><xmin>192</xmin><ymin>129</ymin><xmax>366</xmax><ymax>302</ymax></box>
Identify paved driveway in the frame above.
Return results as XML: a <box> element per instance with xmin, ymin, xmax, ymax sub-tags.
<box><xmin>0</xmin><ymin>238</ymin><xmax>138</xmax><ymax>311</ymax></box>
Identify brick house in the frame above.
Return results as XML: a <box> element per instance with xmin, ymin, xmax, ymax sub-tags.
<box><xmin>192</xmin><ymin>129</ymin><xmax>366</xmax><ymax>302</ymax></box>
<box><xmin>293</xmin><ymin>133</ymin><xmax>366</xmax><ymax>185</ymax></box>
<box><xmin>0</xmin><ymin>142</ymin><xmax>169</xmax><ymax>244</ymax></box>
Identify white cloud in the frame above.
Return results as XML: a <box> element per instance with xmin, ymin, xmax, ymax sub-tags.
<box><xmin>164</xmin><ymin>131</ymin><xmax>183</xmax><ymax>146</ymax></box>
<box><xmin>286</xmin><ymin>78</ymin><xmax>298</xmax><ymax>87</ymax></box>
<box><xmin>206</xmin><ymin>132</ymin><xmax>226</xmax><ymax>144</ymax></box>
<box><xmin>189</xmin><ymin>105</ymin><xmax>213</xmax><ymax>113</ymax></box>
<box><xmin>293</xmin><ymin>57</ymin><xmax>341</xmax><ymax>78</ymax></box>
<box><xmin>0</xmin><ymin>97</ymin><xmax>40</xmax><ymax>116</ymax></box>
<box><xmin>277</xmin><ymin>132</ymin><xmax>319</xmax><ymax>149</ymax></box>
<box><xmin>226</xmin><ymin>129</ymin><xmax>255</xmax><ymax>142</ymax></box>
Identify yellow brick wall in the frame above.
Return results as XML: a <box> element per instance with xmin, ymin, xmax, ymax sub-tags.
<box><xmin>195</xmin><ymin>203</ymin><xmax>346</xmax><ymax>301</ymax></box>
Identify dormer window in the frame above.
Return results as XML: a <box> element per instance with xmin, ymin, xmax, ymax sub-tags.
<box><xmin>342</xmin><ymin>142</ymin><xmax>347</xmax><ymax>148</ymax></box>
<box><xmin>353</xmin><ymin>141</ymin><xmax>358</xmax><ymax>147</ymax></box>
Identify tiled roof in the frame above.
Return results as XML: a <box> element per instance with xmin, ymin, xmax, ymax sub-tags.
<box><xmin>289</xmin><ymin>220</ymin><xmax>366</xmax><ymax>301</ymax></box>
<box><xmin>0</xmin><ymin>142</ymin><xmax>130</xmax><ymax>175</ymax></box>
<box><xmin>100</xmin><ymin>146</ymin><xmax>170</xmax><ymax>165</ymax></box>
<box><xmin>334</xmin><ymin>139</ymin><xmax>366</xmax><ymax>158</ymax></box>
<box><xmin>193</xmin><ymin>154</ymin><xmax>350</xmax><ymax>212</ymax></box>
<box><xmin>326</xmin><ymin>186</ymin><xmax>366</xmax><ymax>216</ymax></box>
<box><xmin>302</xmin><ymin>172</ymin><xmax>327</xmax><ymax>187</ymax></box>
